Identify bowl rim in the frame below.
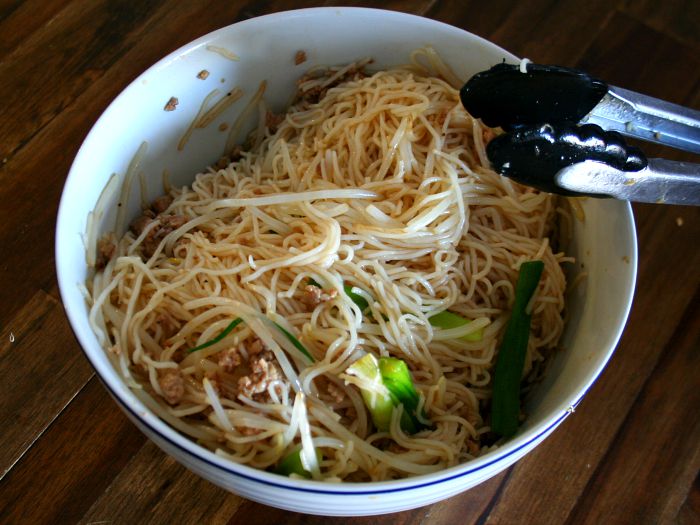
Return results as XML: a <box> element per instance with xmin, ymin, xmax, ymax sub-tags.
<box><xmin>56</xmin><ymin>6</ymin><xmax>638</xmax><ymax>495</ymax></box>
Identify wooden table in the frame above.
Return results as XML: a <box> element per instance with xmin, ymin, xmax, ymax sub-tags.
<box><xmin>1</xmin><ymin>1</ymin><xmax>698</xmax><ymax>523</ymax></box>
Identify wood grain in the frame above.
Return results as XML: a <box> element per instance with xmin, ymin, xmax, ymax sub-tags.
<box><xmin>0</xmin><ymin>287</ymin><xmax>93</xmax><ymax>477</ymax></box>
<box><xmin>79</xmin><ymin>441</ymin><xmax>243</xmax><ymax>525</ymax></box>
<box><xmin>676</xmin><ymin>475</ymin><xmax>700</xmax><ymax>525</ymax></box>
<box><xmin>0</xmin><ymin>378</ymin><xmax>146</xmax><ymax>524</ymax></box>
<box><xmin>0</xmin><ymin>1</ymin><xmax>698</xmax><ymax>524</ymax></box>
<box><xmin>0</xmin><ymin>0</ymin><xmax>68</xmax><ymax>55</ymax></box>
<box><xmin>568</xmin><ymin>293</ymin><xmax>700</xmax><ymax>525</ymax></box>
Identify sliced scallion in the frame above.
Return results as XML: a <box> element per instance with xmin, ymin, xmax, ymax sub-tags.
<box><xmin>343</xmin><ymin>283</ymin><xmax>370</xmax><ymax>312</ymax></box>
<box><xmin>378</xmin><ymin>356</ymin><xmax>425</xmax><ymax>433</ymax></box>
<box><xmin>273</xmin><ymin>447</ymin><xmax>322</xmax><ymax>478</ymax></box>
<box><xmin>428</xmin><ymin>311</ymin><xmax>484</xmax><ymax>342</ymax></box>
<box><xmin>274</xmin><ymin>322</ymin><xmax>314</xmax><ymax>361</ymax></box>
<box><xmin>345</xmin><ymin>354</ymin><xmax>428</xmax><ymax>434</ymax></box>
<box><xmin>345</xmin><ymin>353</ymin><xmax>395</xmax><ymax>432</ymax></box>
<box><xmin>187</xmin><ymin>316</ymin><xmax>313</xmax><ymax>362</ymax></box>
<box><xmin>187</xmin><ymin>317</ymin><xmax>243</xmax><ymax>353</ymax></box>
<box><xmin>490</xmin><ymin>260</ymin><xmax>545</xmax><ymax>438</ymax></box>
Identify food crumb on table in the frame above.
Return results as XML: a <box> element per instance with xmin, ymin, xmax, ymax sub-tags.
<box><xmin>295</xmin><ymin>50</ymin><xmax>307</xmax><ymax>65</ymax></box>
<box><xmin>197</xmin><ymin>69</ymin><xmax>210</xmax><ymax>80</ymax></box>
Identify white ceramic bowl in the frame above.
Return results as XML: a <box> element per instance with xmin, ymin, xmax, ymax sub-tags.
<box><xmin>55</xmin><ymin>7</ymin><xmax>637</xmax><ymax>516</ymax></box>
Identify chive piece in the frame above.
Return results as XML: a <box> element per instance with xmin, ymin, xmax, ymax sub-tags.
<box><xmin>273</xmin><ymin>447</ymin><xmax>322</xmax><ymax>478</ymax></box>
<box><xmin>428</xmin><ymin>311</ymin><xmax>484</xmax><ymax>342</ymax></box>
<box><xmin>274</xmin><ymin>322</ymin><xmax>314</xmax><ymax>362</ymax></box>
<box><xmin>307</xmin><ymin>277</ymin><xmax>323</xmax><ymax>288</ymax></box>
<box><xmin>187</xmin><ymin>317</ymin><xmax>243</xmax><ymax>353</ymax></box>
<box><xmin>343</xmin><ymin>283</ymin><xmax>369</xmax><ymax>312</ymax></box>
<box><xmin>491</xmin><ymin>260</ymin><xmax>545</xmax><ymax>438</ymax></box>
<box><xmin>187</xmin><ymin>317</ymin><xmax>313</xmax><ymax>362</ymax></box>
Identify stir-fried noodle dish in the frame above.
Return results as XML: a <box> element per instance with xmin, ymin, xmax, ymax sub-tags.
<box><xmin>87</xmin><ymin>49</ymin><xmax>572</xmax><ymax>481</ymax></box>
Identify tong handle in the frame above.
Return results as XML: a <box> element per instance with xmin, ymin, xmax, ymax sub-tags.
<box><xmin>582</xmin><ymin>86</ymin><xmax>700</xmax><ymax>154</ymax></box>
<box><xmin>555</xmin><ymin>158</ymin><xmax>700</xmax><ymax>205</ymax></box>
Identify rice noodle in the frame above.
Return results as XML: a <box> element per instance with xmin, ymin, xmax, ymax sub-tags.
<box><xmin>87</xmin><ymin>50</ymin><xmax>571</xmax><ymax>482</ymax></box>
<box><xmin>114</xmin><ymin>141</ymin><xmax>148</xmax><ymax>235</ymax></box>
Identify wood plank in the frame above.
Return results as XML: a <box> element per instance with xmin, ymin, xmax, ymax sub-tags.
<box><xmin>428</xmin><ymin>0</ymin><xmax>622</xmax><ymax>65</ymax></box>
<box><xmin>566</xmin><ymin>294</ymin><xmax>700</xmax><ymax>524</ymax></box>
<box><xmin>0</xmin><ymin>0</ymin><xmax>22</xmax><ymax>21</ymax></box>
<box><xmin>325</xmin><ymin>0</ymin><xmax>436</xmax><ymax>15</ymax></box>
<box><xmin>0</xmin><ymin>287</ymin><xmax>93</xmax><ymax>478</ymax></box>
<box><xmin>426</xmin><ymin>0</ymin><xmax>522</xmax><ymax>42</ymax></box>
<box><xmin>417</xmin><ymin>471</ymin><xmax>510</xmax><ymax>524</ymax></box>
<box><xmin>0</xmin><ymin>377</ymin><xmax>146</xmax><ymax>524</ymax></box>
<box><xmin>226</xmin><ymin>499</ymin><xmax>428</xmax><ymax>525</ymax></box>
<box><xmin>79</xmin><ymin>441</ymin><xmax>243</xmax><ymax>525</ymax></box>
<box><xmin>0</xmin><ymin>0</ymin><xmax>69</xmax><ymax>55</ymax></box>
<box><xmin>576</xmin><ymin>12</ymin><xmax>700</xmax><ymax>106</ymax></box>
<box><xmin>622</xmin><ymin>0</ymin><xmax>700</xmax><ymax>52</ymax></box>
<box><xmin>675</xmin><ymin>474</ymin><xmax>700</xmax><ymax>525</ymax></box>
<box><xmin>0</xmin><ymin>0</ymin><xmax>165</xmax><ymax>161</ymax></box>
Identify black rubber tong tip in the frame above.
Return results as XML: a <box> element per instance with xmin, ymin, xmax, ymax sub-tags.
<box><xmin>460</xmin><ymin>62</ymin><xmax>608</xmax><ymax>130</ymax></box>
<box><xmin>486</xmin><ymin>123</ymin><xmax>648</xmax><ymax>195</ymax></box>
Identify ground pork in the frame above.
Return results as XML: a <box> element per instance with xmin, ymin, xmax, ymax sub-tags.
<box><xmin>327</xmin><ymin>382</ymin><xmax>346</xmax><ymax>404</ymax></box>
<box><xmin>237</xmin><ymin>425</ymin><xmax>263</xmax><ymax>436</ymax></box>
<box><xmin>217</xmin><ymin>347</ymin><xmax>241</xmax><ymax>373</ymax></box>
<box><xmin>300</xmin><ymin>284</ymin><xmax>338</xmax><ymax>309</ymax></box>
<box><xmin>96</xmin><ymin>234</ymin><xmax>116</xmax><ymax>269</ymax></box>
<box><xmin>159</xmin><ymin>370</ymin><xmax>184</xmax><ymax>405</ymax></box>
<box><xmin>130</xmin><ymin>211</ymin><xmax>187</xmax><ymax>258</ymax></box>
<box><xmin>129</xmin><ymin>195</ymin><xmax>188</xmax><ymax>258</ymax></box>
<box><xmin>265</xmin><ymin>111</ymin><xmax>285</xmax><ymax>133</ymax></box>
<box><xmin>295</xmin><ymin>62</ymin><xmax>369</xmax><ymax>105</ymax></box>
<box><xmin>238</xmin><ymin>351</ymin><xmax>282</xmax><ymax>398</ymax></box>
<box><xmin>155</xmin><ymin>311</ymin><xmax>179</xmax><ymax>339</ymax></box>
<box><xmin>152</xmin><ymin>194</ymin><xmax>173</xmax><ymax>213</ymax></box>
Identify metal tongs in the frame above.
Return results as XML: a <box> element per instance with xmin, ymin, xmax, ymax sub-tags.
<box><xmin>460</xmin><ymin>63</ymin><xmax>700</xmax><ymax>205</ymax></box>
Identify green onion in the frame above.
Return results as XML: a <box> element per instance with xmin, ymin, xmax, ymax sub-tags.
<box><xmin>273</xmin><ymin>447</ymin><xmax>322</xmax><ymax>478</ymax></box>
<box><xmin>343</xmin><ymin>283</ymin><xmax>369</xmax><ymax>312</ymax></box>
<box><xmin>345</xmin><ymin>354</ymin><xmax>428</xmax><ymax>433</ymax></box>
<box><xmin>274</xmin><ymin>322</ymin><xmax>314</xmax><ymax>361</ymax></box>
<box><xmin>345</xmin><ymin>354</ymin><xmax>395</xmax><ymax>432</ymax></box>
<box><xmin>187</xmin><ymin>318</ymin><xmax>243</xmax><ymax>353</ymax></box>
<box><xmin>491</xmin><ymin>260</ymin><xmax>545</xmax><ymax>438</ymax></box>
<box><xmin>428</xmin><ymin>311</ymin><xmax>484</xmax><ymax>342</ymax></box>
<box><xmin>187</xmin><ymin>317</ymin><xmax>313</xmax><ymax>362</ymax></box>
<box><xmin>378</xmin><ymin>357</ymin><xmax>425</xmax><ymax>433</ymax></box>
<box><xmin>307</xmin><ymin>277</ymin><xmax>323</xmax><ymax>288</ymax></box>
